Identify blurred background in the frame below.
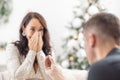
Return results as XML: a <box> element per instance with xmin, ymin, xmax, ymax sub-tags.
<box><xmin>0</xmin><ymin>0</ymin><xmax>120</xmax><ymax>71</ymax></box>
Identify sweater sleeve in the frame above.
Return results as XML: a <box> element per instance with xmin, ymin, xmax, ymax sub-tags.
<box><xmin>36</xmin><ymin>51</ymin><xmax>76</xmax><ymax>80</ymax></box>
<box><xmin>6</xmin><ymin>44</ymin><xmax>36</xmax><ymax>80</ymax></box>
<box><xmin>46</xmin><ymin>64</ymin><xmax>77</xmax><ymax>80</ymax></box>
<box><xmin>36</xmin><ymin>50</ymin><xmax>52</xmax><ymax>80</ymax></box>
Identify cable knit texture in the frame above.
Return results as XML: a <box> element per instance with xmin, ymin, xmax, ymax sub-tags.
<box><xmin>6</xmin><ymin>44</ymin><xmax>50</xmax><ymax>80</ymax></box>
<box><xmin>5</xmin><ymin>43</ymin><xmax>88</xmax><ymax>80</ymax></box>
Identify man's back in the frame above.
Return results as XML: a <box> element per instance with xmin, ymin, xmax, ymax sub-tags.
<box><xmin>88</xmin><ymin>48</ymin><xmax>120</xmax><ymax>80</ymax></box>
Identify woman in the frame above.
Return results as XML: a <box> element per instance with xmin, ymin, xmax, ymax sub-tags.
<box><xmin>6</xmin><ymin>12</ymin><xmax>52</xmax><ymax>80</ymax></box>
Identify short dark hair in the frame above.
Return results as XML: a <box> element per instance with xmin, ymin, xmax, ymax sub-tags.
<box><xmin>84</xmin><ymin>12</ymin><xmax>120</xmax><ymax>45</ymax></box>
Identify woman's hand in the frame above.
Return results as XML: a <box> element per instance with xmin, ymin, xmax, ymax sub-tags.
<box><xmin>28</xmin><ymin>32</ymin><xmax>38</xmax><ymax>52</ymax></box>
<box><xmin>37</xmin><ymin>32</ymin><xmax>43</xmax><ymax>52</ymax></box>
<box><xmin>28</xmin><ymin>32</ymin><xmax>43</xmax><ymax>52</ymax></box>
<box><xmin>45</xmin><ymin>55</ymin><xmax>65</xmax><ymax>80</ymax></box>
<box><xmin>45</xmin><ymin>55</ymin><xmax>55</xmax><ymax>71</ymax></box>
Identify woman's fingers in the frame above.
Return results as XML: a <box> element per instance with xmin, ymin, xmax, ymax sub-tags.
<box><xmin>38</xmin><ymin>33</ymin><xmax>43</xmax><ymax>51</ymax></box>
<box><xmin>45</xmin><ymin>55</ymin><xmax>54</xmax><ymax>69</ymax></box>
<box><xmin>28</xmin><ymin>32</ymin><xmax>39</xmax><ymax>51</ymax></box>
<box><xmin>48</xmin><ymin>55</ymin><xmax>55</xmax><ymax>64</ymax></box>
<box><xmin>28</xmin><ymin>32</ymin><xmax>43</xmax><ymax>52</ymax></box>
<box><xmin>45</xmin><ymin>56</ymin><xmax>51</xmax><ymax>68</ymax></box>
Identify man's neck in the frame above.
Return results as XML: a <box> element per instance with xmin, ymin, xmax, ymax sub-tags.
<box><xmin>96</xmin><ymin>44</ymin><xmax>119</xmax><ymax>61</ymax></box>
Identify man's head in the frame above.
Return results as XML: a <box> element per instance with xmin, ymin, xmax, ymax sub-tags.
<box><xmin>83</xmin><ymin>13</ymin><xmax>120</xmax><ymax>64</ymax></box>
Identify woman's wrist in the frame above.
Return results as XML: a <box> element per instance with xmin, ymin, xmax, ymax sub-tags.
<box><xmin>28</xmin><ymin>50</ymin><xmax>37</xmax><ymax>57</ymax></box>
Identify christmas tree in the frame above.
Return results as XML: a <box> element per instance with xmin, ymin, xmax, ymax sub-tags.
<box><xmin>57</xmin><ymin>0</ymin><xmax>105</xmax><ymax>70</ymax></box>
<box><xmin>0</xmin><ymin>0</ymin><xmax>12</xmax><ymax>25</ymax></box>
<box><xmin>0</xmin><ymin>0</ymin><xmax>12</xmax><ymax>49</ymax></box>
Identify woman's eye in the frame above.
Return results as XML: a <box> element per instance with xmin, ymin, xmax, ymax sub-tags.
<box><xmin>39</xmin><ymin>28</ymin><xmax>44</xmax><ymax>31</ymax></box>
<box><xmin>30</xmin><ymin>28</ymin><xmax>35</xmax><ymax>31</ymax></box>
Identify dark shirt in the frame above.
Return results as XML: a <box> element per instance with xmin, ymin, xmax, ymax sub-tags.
<box><xmin>88</xmin><ymin>48</ymin><xmax>120</xmax><ymax>80</ymax></box>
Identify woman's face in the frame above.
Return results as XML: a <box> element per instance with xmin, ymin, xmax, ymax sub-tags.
<box><xmin>23</xmin><ymin>18</ymin><xmax>44</xmax><ymax>40</ymax></box>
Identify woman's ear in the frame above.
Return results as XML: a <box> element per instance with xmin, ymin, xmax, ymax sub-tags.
<box><xmin>22</xmin><ymin>26</ymin><xmax>25</xmax><ymax>31</ymax></box>
<box><xmin>21</xmin><ymin>26</ymin><xmax>26</xmax><ymax>36</ymax></box>
<box><xmin>89</xmin><ymin>34</ymin><xmax>96</xmax><ymax>48</ymax></box>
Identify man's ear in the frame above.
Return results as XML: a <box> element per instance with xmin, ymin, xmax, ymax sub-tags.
<box><xmin>89</xmin><ymin>34</ymin><xmax>96</xmax><ymax>48</ymax></box>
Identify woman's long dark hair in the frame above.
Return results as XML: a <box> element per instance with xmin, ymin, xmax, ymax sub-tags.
<box><xmin>14</xmin><ymin>12</ymin><xmax>51</xmax><ymax>57</ymax></box>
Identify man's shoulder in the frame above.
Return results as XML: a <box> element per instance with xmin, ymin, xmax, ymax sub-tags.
<box><xmin>90</xmin><ymin>59</ymin><xmax>108</xmax><ymax>72</ymax></box>
<box><xmin>88</xmin><ymin>53</ymin><xmax>120</xmax><ymax>80</ymax></box>
<box><xmin>93</xmin><ymin>48</ymin><xmax>120</xmax><ymax>67</ymax></box>
<box><xmin>90</xmin><ymin>53</ymin><xmax>120</xmax><ymax>71</ymax></box>
<box><xmin>88</xmin><ymin>48</ymin><xmax>120</xmax><ymax>80</ymax></box>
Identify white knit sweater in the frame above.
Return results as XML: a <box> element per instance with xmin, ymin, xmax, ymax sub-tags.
<box><xmin>4</xmin><ymin>43</ymin><xmax>88</xmax><ymax>80</ymax></box>
<box><xmin>6</xmin><ymin>44</ymin><xmax>51</xmax><ymax>80</ymax></box>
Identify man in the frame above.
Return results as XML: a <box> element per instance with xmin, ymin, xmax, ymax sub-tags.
<box><xmin>83</xmin><ymin>12</ymin><xmax>120</xmax><ymax>80</ymax></box>
<box><xmin>45</xmin><ymin>12</ymin><xmax>120</xmax><ymax>80</ymax></box>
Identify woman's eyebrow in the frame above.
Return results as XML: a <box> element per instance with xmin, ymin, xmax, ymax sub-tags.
<box><xmin>39</xmin><ymin>26</ymin><xmax>44</xmax><ymax>29</ymax></box>
<box><xmin>30</xmin><ymin>25</ymin><xmax>43</xmax><ymax>29</ymax></box>
<box><xmin>30</xmin><ymin>26</ymin><xmax>35</xmax><ymax>28</ymax></box>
